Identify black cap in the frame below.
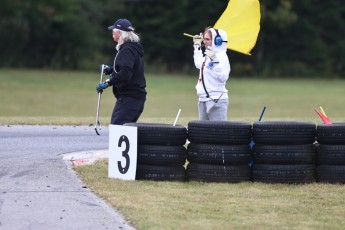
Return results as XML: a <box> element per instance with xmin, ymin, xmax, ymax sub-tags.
<box><xmin>108</xmin><ymin>19</ymin><xmax>134</xmax><ymax>32</ymax></box>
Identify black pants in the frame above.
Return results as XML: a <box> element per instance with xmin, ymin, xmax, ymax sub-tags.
<box><xmin>111</xmin><ymin>97</ymin><xmax>145</xmax><ymax>125</ymax></box>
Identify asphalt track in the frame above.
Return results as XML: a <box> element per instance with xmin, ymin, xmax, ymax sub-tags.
<box><xmin>0</xmin><ymin>125</ymin><xmax>135</xmax><ymax>230</ymax></box>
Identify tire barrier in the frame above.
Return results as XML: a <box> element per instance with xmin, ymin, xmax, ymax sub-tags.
<box><xmin>122</xmin><ymin>121</ymin><xmax>345</xmax><ymax>184</ymax></box>
<box><xmin>136</xmin><ymin>165</ymin><xmax>186</xmax><ymax>182</ymax></box>
<box><xmin>316</xmin><ymin>123</ymin><xmax>345</xmax><ymax>183</ymax></box>
<box><xmin>137</xmin><ymin>145</ymin><xmax>187</xmax><ymax>166</ymax></box>
<box><xmin>186</xmin><ymin>121</ymin><xmax>252</xmax><ymax>182</ymax></box>
<box><xmin>187</xmin><ymin>144</ymin><xmax>251</xmax><ymax>165</ymax></box>
<box><xmin>316</xmin><ymin>144</ymin><xmax>345</xmax><ymax>165</ymax></box>
<box><xmin>124</xmin><ymin>123</ymin><xmax>188</xmax><ymax>181</ymax></box>
<box><xmin>187</xmin><ymin>120</ymin><xmax>252</xmax><ymax>145</ymax></box>
<box><xmin>252</xmin><ymin>121</ymin><xmax>316</xmax><ymax>145</ymax></box>
<box><xmin>252</xmin><ymin>144</ymin><xmax>316</xmax><ymax>165</ymax></box>
<box><xmin>252</xmin><ymin>164</ymin><xmax>315</xmax><ymax>184</ymax></box>
<box><xmin>317</xmin><ymin>123</ymin><xmax>345</xmax><ymax>144</ymax></box>
<box><xmin>187</xmin><ymin>163</ymin><xmax>251</xmax><ymax>183</ymax></box>
<box><xmin>124</xmin><ymin>122</ymin><xmax>188</xmax><ymax>146</ymax></box>
<box><xmin>252</xmin><ymin>121</ymin><xmax>317</xmax><ymax>184</ymax></box>
<box><xmin>316</xmin><ymin>165</ymin><xmax>345</xmax><ymax>183</ymax></box>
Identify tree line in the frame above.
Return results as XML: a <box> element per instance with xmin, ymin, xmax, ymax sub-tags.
<box><xmin>0</xmin><ymin>0</ymin><xmax>344</xmax><ymax>77</ymax></box>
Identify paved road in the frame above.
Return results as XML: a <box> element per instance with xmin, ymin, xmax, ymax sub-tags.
<box><xmin>0</xmin><ymin>125</ymin><xmax>135</xmax><ymax>230</ymax></box>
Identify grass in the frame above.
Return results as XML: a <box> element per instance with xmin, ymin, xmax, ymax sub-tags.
<box><xmin>2</xmin><ymin>69</ymin><xmax>345</xmax><ymax>229</ymax></box>
<box><xmin>1</xmin><ymin>69</ymin><xmax>345</xmax><ymax>125</ymax></box>
<box><xmin>76</xmin><ymin>160</ymin><xmax>345</xmax><ymax>230</ymax></box>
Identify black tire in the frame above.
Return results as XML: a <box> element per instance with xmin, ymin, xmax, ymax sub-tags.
<box><xmin>138</xmin><ymin>145</ymin><xmax>187</xmax><ymax>166</ymax></box>
<box><xmin>124</xmin><ymin>123</ymin><xmax>187</xmax><ymax>146</ymax></box>
<box><xmin>187</xmin><ymin>120</ymin><xmax>252</xmax><ymax>145</ymax></box>
<box><xmin>187</xmin><ymin>143</ymin><xmax>251</xmax><ymax>165</ymax></box>
<box><xmin>252</xmin><ymin>121</ymin><xmax>316</xmax><ymax>144</ymax></box>
<box><xmin>252</xmin><ymin>144</ymin><xmax>316</xmax><ymax>164</ymax></box>
<box><xmin>186</xmin><ymin>163</ymin><xmax>251</xmax><ymax>182</ymax></box>
<box><xmin>252</xmin><ymin>164</ymin><xmax>315</xmax><ymax>184</ymax></box>
<box><xmin>317</xmin><ymin>165</ymin><xmax>345</xmax><ymax>183</ymax></box>
<box><xmin>136</xmin><ymin>164</ymin><xmax>186</xmax><ymax>181</ymax></box>
<box><xmin>317</xmin><ymin>123</ymin><xmax>345</xmax><ymax>144</ymax></box>
<box><xmin>316</xmin><ymin>145</ymin><xmax>345</xmax><ymax>165</ymax></box>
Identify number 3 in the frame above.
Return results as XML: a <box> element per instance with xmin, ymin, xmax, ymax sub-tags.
<box><xmin>117</xmin><ymin>135</ymin><xmax>130</xmax><ymax>174</ymax></box>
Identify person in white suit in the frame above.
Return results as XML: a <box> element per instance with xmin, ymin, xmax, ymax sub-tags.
<box><xmin>193</xmin><ymin>27</ymin><xmax>231</xmax><ymax>121</ymax></box>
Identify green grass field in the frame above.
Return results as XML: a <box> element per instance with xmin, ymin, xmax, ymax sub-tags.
<box><xmin>2</xmin><ymin>69</ymin><xmax>345</xmax><ymax>229</ymax></box>
<box><xmin>1</xmin><ymin>69</ymin><xmax>344</xmax><ymax>125</ymax></box>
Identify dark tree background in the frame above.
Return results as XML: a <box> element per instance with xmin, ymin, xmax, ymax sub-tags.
<box><xmin>0</xmin><ymin>0</ymin><xmax>344</xmax><ymax>77</ymax></box>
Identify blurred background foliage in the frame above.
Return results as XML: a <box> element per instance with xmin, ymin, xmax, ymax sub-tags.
<box><xmin>0</xmin><ymin>0</ymin><xmax>344</xmax><ymax>77</ymax></box>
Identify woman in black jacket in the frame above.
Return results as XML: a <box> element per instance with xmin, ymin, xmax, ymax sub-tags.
<box><xmin>97</xmin><ymin>18</ymin><xmax>147</xmax><ymax>125</ymax></box>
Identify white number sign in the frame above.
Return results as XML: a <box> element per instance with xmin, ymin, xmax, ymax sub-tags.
<box><xmin>108</xmin><ymin>125</ymin><xmax>137</xmax><ymax>180</ymax></box>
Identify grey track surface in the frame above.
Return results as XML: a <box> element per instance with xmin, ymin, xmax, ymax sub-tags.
<box><xmin>0</xmin><ymin>125</ymin><xmax>135</xmax><ymax>230</ymax></box>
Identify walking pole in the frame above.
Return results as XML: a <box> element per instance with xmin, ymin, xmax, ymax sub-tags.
<box><xmin>95</xmin><ymin>65</ymin><xmax>105</xmax><ymax>135</ymax></box>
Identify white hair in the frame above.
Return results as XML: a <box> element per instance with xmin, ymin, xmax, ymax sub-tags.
<box><xmin>113</xmin><ymin>29</ymin><xmax>141</xmax><ymax>50</ymax></box>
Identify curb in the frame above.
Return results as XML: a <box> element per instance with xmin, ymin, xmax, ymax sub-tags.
<box><xmin>62</xmin><ymin>149</ymin><xmax>108</xmax><ymax>167</ymax></box>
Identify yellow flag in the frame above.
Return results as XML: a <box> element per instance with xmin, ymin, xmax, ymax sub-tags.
<box><xmin>214</xmin><ymin>0</ymin><xmax>261</xmax><ymax>55</ymax></box>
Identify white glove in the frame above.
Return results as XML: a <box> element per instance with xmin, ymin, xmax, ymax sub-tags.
<box><xmin>193</xmin><ymin>33</ymin><xmax>203</xmax><ymax>49</ymax></box>
<box><xmin>205</xmin><ymin>47</ymin><xmax>219</xmax><ymax>63</ymax></box>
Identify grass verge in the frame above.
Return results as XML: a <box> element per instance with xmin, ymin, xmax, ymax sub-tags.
<box><xmin>75</xmin><ymin>160</ymin><xmax>345</xmax><ymax>230</ymax></box>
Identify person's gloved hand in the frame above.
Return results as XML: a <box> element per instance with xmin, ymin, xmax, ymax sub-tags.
<box><xmin>193</xmin><ymin>33</ymin><xmax>203</xmax><ymax>49</ymax></box>
<box><xmin>96</xmin><ymin>82</ymin><xmax>108</xmax><ymax>93</ymax></box>
<box><xmin>104</xmin><ymin>65</ymin><xmax>113</xmax><ymax>75</ymax></box>
<box><xmin>100</xmin><ymin>64</ymin><xmax>113</xmax><ymax>75</ymax></box>
<box><xmin>205</xmin><ymin>47</ymin><xmax>219</xmax><ymax>63</ymax></box>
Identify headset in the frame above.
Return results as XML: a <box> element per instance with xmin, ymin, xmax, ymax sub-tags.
<box><xmin>214</xmin><ymin>29</ymin><xmax>227</xmax><ymax>46</ymax></box>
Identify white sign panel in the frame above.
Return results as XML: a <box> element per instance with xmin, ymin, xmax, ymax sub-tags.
<box><xmin>108</xmin><ymin>125</ymin><xmax>137</xmax><ymax>180</ymax></box>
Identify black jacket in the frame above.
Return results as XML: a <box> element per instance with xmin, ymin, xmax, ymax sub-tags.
<box><xmin>108</xmin><ymin>42</ymin><xmax>146</xmax><ymax>100</ymax></box>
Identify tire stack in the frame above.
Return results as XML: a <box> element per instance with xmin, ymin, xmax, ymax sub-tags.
<box><xmin>186</xmin><ymin>120</ymin><xmax>252</xmax><ymax>182</ymax></box>
<box><xmin>316</xmin><ymin>123</ymin><xmax>345</xmax><ymax>183</ymax></box>
<box><xmin>252</xmin><ymin>121</ymin><xmax>317</xmax><ymax>184</ymax></box>
<box><xmin>124</xmin><ymin>123</ymin><xmax>188</xmax><ymax>182</ymax></box>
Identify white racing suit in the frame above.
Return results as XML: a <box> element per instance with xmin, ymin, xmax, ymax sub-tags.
<box><xmin>193</xmin><ymin>28</ymin><xmax>231</xmax><ymax>120</ymax></box>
